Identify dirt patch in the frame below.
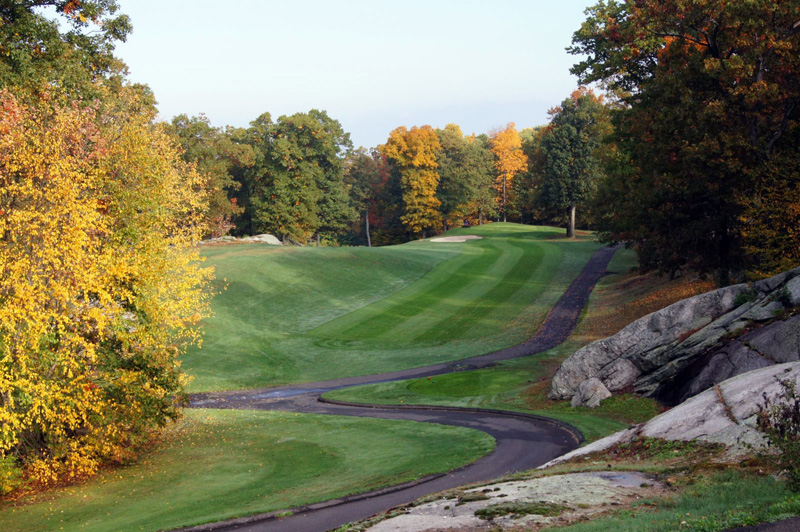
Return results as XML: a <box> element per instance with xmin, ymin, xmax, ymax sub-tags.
<box><xmin>429</xmin><ymin>235</ymin><xmax>483</xmax><ymax>243</ymax></box>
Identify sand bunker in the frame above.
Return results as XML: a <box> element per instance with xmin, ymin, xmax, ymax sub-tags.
<box><xmin>429</xmin><ymin>235</ymin><xmax>483</xmax><ymax>243</ymax></box>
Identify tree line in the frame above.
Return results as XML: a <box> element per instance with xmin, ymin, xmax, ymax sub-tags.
<box><xmin>169</xmin><ymin>94</ymin><xmax>609</xmax><ymax>246</ymax></box>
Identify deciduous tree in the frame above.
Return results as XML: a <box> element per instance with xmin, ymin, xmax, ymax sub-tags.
<box><xmin>0</xmin><ymin>90</ymin><xmax>212</xmax><ymax>491</ymax></box>
<box><xmin>435</xmin><ymin>125</ymin><xmax>497</xmax><ymax>228</ymax></box>
<box><xmin>345</xmin><ymin>148</ymin><xmax>388</xmax><ymax>247</ymax></box>
<box><xmin>0</xmin><ymin>1</ymin><xmax>140</xmax><ymax>103</ymax></box>
<box><xmin>237</xmin><ymin>110</ymin><xmax>355</xmax><ymax>243</ymax></box>
<box><xmin>380</xmin><ymin>126</ymin><xmax>442</xmax><ymax>237</ymax></box>
<box><xmin>541</xmin><ymin>88</ymin><xmax>607</xmax><ymax>238</ymax></box>
<box><xmin>572</xmin><ymin>0</ymin><xmax>800</xmax><ymax>281</ymax></box>
<box><xmin>166</xmin><ymin>114</ymin><xmax>254</xmax><ymax>237</ymax></box>
<box><xmin>489</xmin><ymin>123</ymin><xmax>527</xmax><ymax>222</ymax></box>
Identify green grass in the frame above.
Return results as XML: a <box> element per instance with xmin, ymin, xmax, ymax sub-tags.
<box><xmin>558</xmin><ymin>470</ymin><xmax>800</xmax><ymax>531</ymax></box>
<box><xmin>185</xmin><ymin>224</ymin><xmax>601</xmax><ymax>392</ymax></box>
<box><xmin>323</xmin><ymin>248</ymin><xmax>665</xmax><ymax>443</ymax></box>
<box><xmin>323</xmin><ymin>343</ymin><xmax>661</xmax><ymax>443</ymax></box>
<box><xmin>1</xmin><ymin>409</ymin><xmax>495</xmax><ymax>532</ymax></box>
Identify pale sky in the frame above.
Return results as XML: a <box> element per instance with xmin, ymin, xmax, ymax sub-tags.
<box><xmin>114</xmin><ymin>0</ymin><xmax>596</xmax><ymax>148</ymax></box>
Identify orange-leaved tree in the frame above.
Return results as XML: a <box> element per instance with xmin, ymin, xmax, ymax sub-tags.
<box><xmin>489</xmin><ymin>123</ymin><xmax>527</xmax><ymax>222</ymax></box>
<box><xmin>380</xmin><ymin>125</ymin><xmax>442</xmax><ymax>237</ymax></box>
<box><xmin>0</xmin><ymin>90</ymin><xmax>212</xmax><ymax>493</ymax></box>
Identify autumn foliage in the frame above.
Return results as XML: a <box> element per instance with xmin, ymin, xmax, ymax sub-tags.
<box><xmin>380</xmin><ymin>126</ymin><xmax>443</xmax><ymax>236</ymax></box>
<box><xmin>0</xmin><ymin>91</ymin><xmax>212</xmax><ymax>492</ymax></box>
<box><xmin>489</xmin><ymin>123</ymin><xmax>527</xmax><ymax>222</ymax></box>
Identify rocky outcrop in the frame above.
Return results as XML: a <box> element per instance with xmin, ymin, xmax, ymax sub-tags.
<box><xmin>542</xmin><ymin>362</ymin><xmax>800</xmax><ymax>467</ymax></box>
<box><xmin>199</xmin><ymin>233</ymin><xmax>282</xmax><ymax>246</ymax></box>
<box><xmin>365</xmin><ymin>471</ymin><xmax>664</xmax><ymax>532</ymax></box>
<box><xmin>550</xmin><ymin>266</ymin><xmax>800</xmax><ymax>405</ymax></box>
<box><xmin>570</xmin><ymin>378</ymin><xmax>611</xmax><ymax>408</ymax></box>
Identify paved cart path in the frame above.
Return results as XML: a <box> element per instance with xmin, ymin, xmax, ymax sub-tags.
<box><xmin>182</xmin><ymin>245</ymin><xmax>619</xmax><ymax>532</ymax></box>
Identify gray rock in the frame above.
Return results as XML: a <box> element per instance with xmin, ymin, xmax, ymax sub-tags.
<box><xmin>787</xmin><ymin>275</ymin><xmax>800</xmax><ymax>307</ymax></box>
<box><xmin>550</xmin><ymin>266</ymin><xmax>800</xmax><ymax>403</ymax></box>
<box><xmin>543</xmin><ymin>362</ymin><xmax>800</xmax><ymax>468</ymax></box>
<box><xmin>658</xmin><ymin>313</ymin><xmax>800</xmax><ymax>403</ymax></box>
<box><xmin>599</xmin><ymin>358</ymin><xmax>640</xmax><ymax>392</ymax></box>
<box><xmin>748</xmin><ymin>314</ymin><xmax>800</xmax><ymax>362</ymax></box>
<box><xmin>550</xmin><ymin>282</ymin><xmax>747</xmax><ymax>400</ymax></box>
<box><xmin>252</xmin><ymin>233</ymin><xmax>282</xmax><ymax>245</ymax></box>
<box><xmin>571</xmin><ymin>378</ymin><xmax>612</xmax><ymax>408</ymax></box>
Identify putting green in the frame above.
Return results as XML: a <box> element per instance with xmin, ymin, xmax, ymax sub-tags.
<box><xmin>184</xmin><ymin>224</ymin><xmax>600</xmax><ymax>392</ymax></box>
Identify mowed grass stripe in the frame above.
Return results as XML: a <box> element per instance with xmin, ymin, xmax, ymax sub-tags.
<box><xmin>474</xmin><ymin>240</ymin><xmax>565</xmax><ymax>334</ymax></box>
<box><xmin>313</xmin><ymin>239</ymin><xmax>502</xmax><ymax>340</ymax></box>
<box><xmin>412</xmin><ymin>238</ymin><xmax>547</xmax><ymax>342</ymax></box>
<box><xmin>383</xmin><ymin>237</ymin><xmax>523</xmax><ymax>343</ymax></box>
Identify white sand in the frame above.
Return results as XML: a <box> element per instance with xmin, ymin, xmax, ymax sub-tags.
<box><xmin>429</xmin><ymin>235</ymin><xmax>483</xmax><ymax>243</ymax></box>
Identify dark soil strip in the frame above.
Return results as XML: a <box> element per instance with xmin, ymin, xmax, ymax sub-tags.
<box><xmin>181</xmin><ymin>244</ymin><xmax>619</xmax><ymax>532</ymax></box>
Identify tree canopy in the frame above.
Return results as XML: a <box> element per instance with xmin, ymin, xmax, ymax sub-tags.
<box><xmin>541</xmin><ymin>88</ymin><xmax>607</xmax><ymax>238</ymax></box>
<box><xmin>0</xmin><ymin>90</ymin><xmax>212</xmax><ymax>489</ymax></box>
<box><xmin>489</xmin><ymin>123</ymin><xmax>527</xmax><ymax>223</ymax></box>
<box><xmin>381</xmin><ymin>125</ymin><xmax>443</xmax><ymax>237</ymax></box>
<box><xmin>572</xmin><ymin>0</ymin><xmax>800</xmax><ymax>281</ymax></box>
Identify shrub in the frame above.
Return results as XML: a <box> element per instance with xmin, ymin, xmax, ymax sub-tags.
<box><xmin>0</xmin><ymin>456</ymin><xmax>21</xmax><ymax>495</ymax></box>
<box><xmin>756</xmin><ymin>378</ymin><xmax>800</xmax><ymax>491</ymax></box>
<box><xmin>734</xmin><ymin>286</ymin><xmax>758</xmax><ymax>307</ymax></box>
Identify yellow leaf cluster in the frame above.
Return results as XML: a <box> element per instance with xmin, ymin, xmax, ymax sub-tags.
<box><xmin>0</xmin><ymin>91</ymin><xmax>212</xmax><ymax>491</ymax></box>
<box><xmin>490</xmin><ymin>123</ymin><xmax>528</xmax><ymax>215</ymax></box>
<box><xmin>380</xmin><ymin>126</ymin><xmax>442</xmax><ymax>234</ymax></box>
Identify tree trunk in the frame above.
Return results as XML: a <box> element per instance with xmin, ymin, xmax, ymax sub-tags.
<box><xmin>567</xmin><ymin>205</ymin><xmax>576</xmax><ymax>238</ymax></box>
<box><xmin>421</xmin><ymin>229</ymin><xmax>427</xmax><ymax>239</ymax></box>
<box><xmin>479</xmin><ymin>207</ymin><xmax>484</xmax><ymax>225</ymax></box>
<box><xmin>316</xmin><ymin>233</ymin><xmax>321</xmax><ymax>246</ymax></box>
<box><xmin>365</xmin><ymin>210</ymin><xmax>371</xmax><ymax>247</ymax></box>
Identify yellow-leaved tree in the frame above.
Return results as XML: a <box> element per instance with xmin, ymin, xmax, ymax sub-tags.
<box><xmin>380</xmin><ymin>125</ymin><xmax>442</xmax><ymax>237</ymax></box>
<box><xmin>490</xmin><ymin>122</ymin><xmax>528</xmax><ymax>222</ymax></box>
<box><xmin>0</xmin><ymin>90</ymin><xmax>212</xmax><ymax>492</ymax></box>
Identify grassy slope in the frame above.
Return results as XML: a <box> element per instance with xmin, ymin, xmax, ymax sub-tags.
<box><xmin>2</xmin><ymin>409</ymin><xmax>494</xmax><ymax>532</ymax></box>
<box><xmin>325</xmin><ymin>249</ymin><xmax>716</xmax><ymax>442</ymax></box>
<box><xmin>185</xmin><ymin>224</ymin><xmax>600</xmax><ymax>392</ymax></box>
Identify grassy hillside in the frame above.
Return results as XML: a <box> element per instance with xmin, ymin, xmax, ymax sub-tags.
<box><xmin>325</xmin><ymin>249</ymin><xmax>716</xmax><ymax>442</ymax></box>
<box><xmin>185</xmin><ymin>224</ymin><xmax>601</xmax><ymax>391</ymax></box>
<box><xmin>1</xmin><ymin>410</ymin><xmax>493</xmax><ymax>532</ymax></box>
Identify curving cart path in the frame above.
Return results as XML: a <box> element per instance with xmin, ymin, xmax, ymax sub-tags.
<box><xmin>183</xmin><ymin>245</ymin><xmax>619</xmax><ymax>532</ymax></box>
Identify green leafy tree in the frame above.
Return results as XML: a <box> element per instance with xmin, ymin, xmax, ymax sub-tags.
<box><xmin>345</xmin><ymin>148</ymin><xmax>388</xmax><ymax>246</ymax></box>
<box><xmin>571</xmin><ymin>0</ymin><xmax>800</xmax><ymax>282</ymax></box>
<box><xmin>0</xmin><ymin>1</ymin><xmax>136</xmax><ymax>100</ymax></box>
<box><xmin>236</xmin><ymin>110</ymin><xmax>355</xmax><ymax>243</ymax></box>
<box><xmin>435</xmin><ymin>125</ymin><xmax>496</xmax><ymax>228</ymax></box>
<box><xmin>514</xmin><ymin>127</ymin><xmax>548</xmax><ymax>225</ymax></box>
<box><xmin>541</xmin><ymin>88</ymin><xmax>607</xmax><ymax>238</ymax></box>
<box><xmin>166</xmin><ymin>114</ymin><xmax>254</xmax><ymax>237</ymax></box>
